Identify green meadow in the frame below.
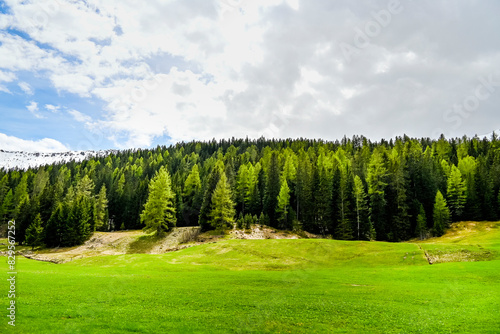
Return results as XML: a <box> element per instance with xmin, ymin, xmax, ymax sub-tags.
<box><xmin>2</xmin><ymin>222</ymin><xmax>500</xmax><ymax>333</ymax></box>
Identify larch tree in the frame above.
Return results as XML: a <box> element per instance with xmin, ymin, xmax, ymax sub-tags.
<box><xmin>140</xmin><ymin>166</ymin><xmax>176</xmax><ymax>235</ymax></box>
<box><xmin>281</xmin><ymin>151</ymin><xmax>297</xmax><ymax>185</ymax></box>
<box><xmin>276</xmin><ymin>179</ymin><xmax>291</xmax><ymax>230</ymax></box>
<box><xmin>367</xmin><ymin>148</ymin><xmax>388</xmax><ymax>240</ymax></box>
<box><xmin>458</xmin><ymin>156</ymin><xmax>479</xmax><ymax>220</ymax></box>
<box><xmin>209</xmin><ymin>173</ymin><xmax>236</xmax><ymax>232</ymax></box>
<box><xmin>13</xmin><ymin>173</ymin><xmax>29</xmax><ymax>218</ymax></box>
<box><xmin>236</xmin><ymin>163</ymin><xmax>251</xmax><ymax>215</ymax></box>
<box><xmin>94</xmin><ymin>185</ymin><xmax>109</xmax><ymax>231</ymax></box>
<box><xmin>32</xmin><ymin>168</ymin><xmax>50</xmax><ymax>198</ymax></box>
<box><xmin>353</xmin><ymin>175</ymin><xmax>369</xmax><ymax>240</ymax></box>
<box><xmin>247</xmin><ymin>162</ymin><xmax>261</xmax><ymax>216</ymax></box>
<box><xmin>433</xmin><ymin>190</ymin><xmax>450</xmax><ymax>237</ymax></box>
<box><xmin>446</xmin><ymin>165</ymin><xmax>466</xmax><ymax>222</ymax></box>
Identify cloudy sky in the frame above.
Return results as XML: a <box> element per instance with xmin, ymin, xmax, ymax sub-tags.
<box><xmin>0</xmin><ymin>0</ymin><xmax>499</xmax><ymax>152</ymax></box>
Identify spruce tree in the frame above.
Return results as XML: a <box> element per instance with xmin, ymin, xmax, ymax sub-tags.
<box><xmin>388</xmin><ymin>154</ymin><xmax>410</xmax><ymax>241</ymax></box>
<box><xmin>45</xmin><ymin>203</ymin><xmax>66</xmax><ymax>247</ymax></box>
<box><xmin>25</xmin><ymin>213</ymin><xmax>44</xmax><ymax>250</ymax></box>
<box><xmin>314</xmin><ymin>154</ymin><xmax>333</xmax><ymax>235</ymax></box>
<box><xmin>140</xmin><ymin>166</ymin><xmax>176</xmax><ymax>235</ymax></box>
<box><xmin>0</xmin><ymin>175</ymin><xmax>8</xmax><ymax>205</ymax></box>
<box><xmin>199</xmin><ymin>161</ymin><xmax>224</xmax><ymax>230</ymax></box>
<box><xmin>16</xmin><ymin>197</ymin><xmax>36</xmax><ymax>244</ymax></box>
<box><xmin>295</xmin><ymin>150</ymin><xmax>313</xmax><ymax>228</ymax></box>
<box><xmin>183</xmin><ymin>164</ymin><xmax>203</xmax><ymax>225</ymax></box>
<box><xmin>264</xmin><ymin>152</ymin><xmax>281</xmax><ymax>227</ymax></box>
<box><xmin>335</xmin><ymin>151</ymin><xmax>354</xmax><ymax>240</ymax></box>
<box><xmin>0</xmin><ymin>189</ymin><xmax>14</xmax><ymax>224</ymax></box>
<box><xmin>415</xmin><ymin>203</ymin><xmax>427</xmax><ymax>240</ymax></box>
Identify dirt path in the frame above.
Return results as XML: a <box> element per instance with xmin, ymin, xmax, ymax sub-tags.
<box><xmin>416</xmin><ymin>244</ymin><xmax>433</xmax><ymax>265</ymax></box>
<box><xmin>21</xmin><ymin>225</ymin><xmax>313</xmax><ymax>264</ymax></box>
<box><xmin>23</xmin><ymin>228</ymin><xmax>201</xmax><ymax>263</ymax></box>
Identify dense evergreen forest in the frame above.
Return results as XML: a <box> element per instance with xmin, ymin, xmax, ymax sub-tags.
<box><xmin>2</xmin><ymin>135</ymin><xmax>500</xmax><ymax>248</ymax></box>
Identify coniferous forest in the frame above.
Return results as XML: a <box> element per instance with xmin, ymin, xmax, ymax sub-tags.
<box><xmin>2</xmin><ymin>134</ymin><xmax>500</xmax><ymax>248</ymax></box>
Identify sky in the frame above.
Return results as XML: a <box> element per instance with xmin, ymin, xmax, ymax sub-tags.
<box><xmin>0</xmin><ymin>0</ymin><xmax>499</xmax><ymax>152</ymax></box>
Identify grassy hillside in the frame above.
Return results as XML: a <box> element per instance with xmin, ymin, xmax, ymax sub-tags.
<box><xmin>417</xmin><ymin>221</ymin><xmax>500</xmax><ymax>264</ymax></box>
<box><xmin>2</xmin><ymin>222</ymin><xmax>500</xmax><ymax>333</ymax></box>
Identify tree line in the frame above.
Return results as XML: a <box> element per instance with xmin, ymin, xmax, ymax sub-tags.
<box><xmin>1</xmin><ymin>134</ymin><xmax>500</xmax><ymax>248</ymax></box>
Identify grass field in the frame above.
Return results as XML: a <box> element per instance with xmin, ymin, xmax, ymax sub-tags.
<box><xmin>2</xmin><ymin>222</ymin><xmax>500</xmax><ymax>333</ymax></box>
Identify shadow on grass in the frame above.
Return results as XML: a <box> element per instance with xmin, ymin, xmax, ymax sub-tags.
<box><xmin>127</xmin><ymin>233</ymin><xmax>164</xmax><ymax>254</ymax></box>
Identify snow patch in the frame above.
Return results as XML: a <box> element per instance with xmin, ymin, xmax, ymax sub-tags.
<box><xmin>0</xmin><ymin>150</ymin><xmax>116</xmax><ymax>170</ymax></box>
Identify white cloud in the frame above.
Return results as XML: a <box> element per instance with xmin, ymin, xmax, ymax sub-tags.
<box><xmin>0</xmin><ymin>86</ymin><xmax>10</xmax><ymax>94</ymax></box>
<box><xmin>18</xmin><ymin>81</ymin><xmax>33</xmax><ymax>95</ymax></box>
<box><xmin>0</xmin><ymin>32</ymin><xmax>66</xmax><ymax>72</ymax></box>
<box><xmin>45</xmin><ymin>104</ymin><xmax>60</xmax><ymax>113</ymax></box>
<box><xmin>26</xmin><ymin>101</ymin><xmax>45</xmax><ymax>119</ymax></box>
<box><xmin>68</xmin><ymin>109</ymin><xmax>92</xmax><ymax>123</ymax></box>
<box><xmin>0</xmin><ymin>132</ymin><xmax>69</xmax><ymax>153</ymax></box>
<box><xmin>26</xmin><ymin>101</ymin><xmax>38</xmax><ymax>112</ymax></box>
<box><xmin>0</xmin><ymin>70</ymin><xmax>16</xmax><ymax>82</ymax></box>
<box><xmin>1</xmin><ymin>0</ymin><xmax>500</xmax><ymax>148</ymax></box>
<box><xmin>50</xmin><ymin>73</ymin><xmax>94</xmax><ymax>97</ymax></box>
<box><xmin>94</xmin><ymin>68</ymin><xmax>230</xmax><ymax>147</ymax></box>
<box><xmin>0</xmin><ymin>70</ymin><xmax>16</xmax><ymax>94</ymax></box>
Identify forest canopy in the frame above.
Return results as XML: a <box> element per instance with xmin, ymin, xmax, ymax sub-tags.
<box><xmin>2</xmin><ymin>134</ymin><xmax>500</xmax><ymax>247</ymax></box>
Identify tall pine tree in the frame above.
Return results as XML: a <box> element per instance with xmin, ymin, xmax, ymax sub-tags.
<box><xmin>264</xmin><ymin>152</ymin><xmax>281</xmax><ymax>227</ymax></box>
<box><xmin>367</xmin><ymin>149</ymin><xmax>388</xmax><ymax>240</ymax></box>
<box><xmin>433</xmin><ymin>190</ymin><xmax>450</xmax><ymax>237</ymax></box>
<box><xmin>353</xmin><ymin>175</ymin><xmax>369</xmax><ymax>240</ymax></box>
<box><xmin>25</xmin><ymin>213</ymin><xmax>44</xmax><ymax>250</ymax></box>
<box><xmin>276</xmin><ymin>179</ymin><xmax>291</xmax><ymax>230</ymax></box>
<box><xmin>94</xmin><ymin>185</ymin><xmax>109</xmax><ymax>231</ymax></box>
<box><xmin>140</xmin><ymin>166</ymin><xmax>176</xmax><ymax>235</ymax></box>
<box><xmin>446</xmin><ymin>165</ymin><xmax>466</xmax><ymax>222</ymax></box>
<box><xmin>209</xmin><ymin>173</ymin><xmax>236</xmax><ymax>232</ymax></box>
